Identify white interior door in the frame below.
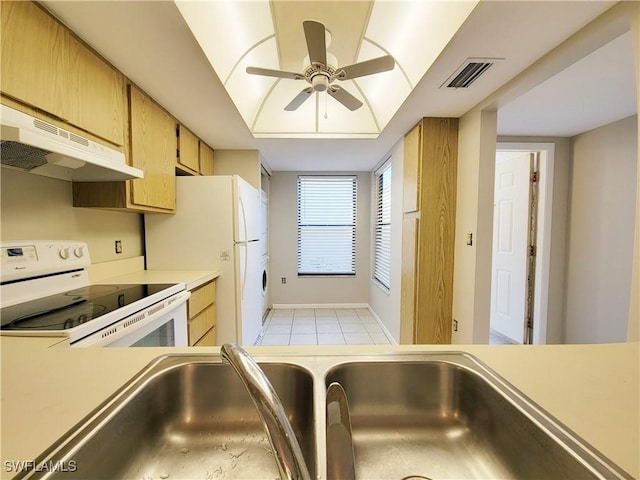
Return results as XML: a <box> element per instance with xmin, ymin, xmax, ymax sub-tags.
<box><xmin>490</xmin><ymin>152</ymin><xmax>533</xmax><ymax>343</ymax></box>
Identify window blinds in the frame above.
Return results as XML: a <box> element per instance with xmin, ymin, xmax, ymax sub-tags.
<box><xmin>297</xmin><ymin>175</ymin><xmax>357</xmax><ymax>275</ymax></box>
<box><xmin>374</xmin><ymin>164</ymin><xmax>392</xmax><ymax>288</ymax></box>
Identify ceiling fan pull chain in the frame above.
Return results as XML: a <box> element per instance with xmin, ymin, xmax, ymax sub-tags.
<box><xmin>324</xmin><ymin>93</ymin><xmax>328</xmax><ymax>119</ymax></box>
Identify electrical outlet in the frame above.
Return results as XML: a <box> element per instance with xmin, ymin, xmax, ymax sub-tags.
<box><xmin>281</xmin><ymin>277</ymin><xmax>287</xmax><ymax>284</ymax></box>
<box><xmin>115</xmin><ymin>240</ymin><xmax>122</xmax><ymax>254</ymax></box>
<box><xmin>453</xmin><ymin>319</ymin><xmax>458</xmax><ymax>332</ymax></box>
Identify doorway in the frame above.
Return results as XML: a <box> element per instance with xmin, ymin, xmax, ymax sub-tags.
<box><xmin>489</xmin><ymin>143</ymin><xmax>555</xmax><ymax>344</ymax></box>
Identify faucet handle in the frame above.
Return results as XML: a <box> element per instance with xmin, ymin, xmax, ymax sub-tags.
<box><xmin>326</xmin><ymin>382</ymin><xmax>356</xmax><ymax>480</ymax></box>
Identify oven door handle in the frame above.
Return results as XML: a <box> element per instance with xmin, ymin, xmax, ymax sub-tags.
<box><xmin>72</xmin><ymin>291</ymin><xmax>190</xmax><ymax>347</ymax></box>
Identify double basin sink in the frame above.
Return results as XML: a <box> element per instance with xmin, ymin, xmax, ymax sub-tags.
<box><xmin>19</xmin><ymin>352</ymin><xmax>631</xmax><ymax>479</ymax></box>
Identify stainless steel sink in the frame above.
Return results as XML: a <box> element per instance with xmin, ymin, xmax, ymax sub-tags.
<box><xmin>22</xmin><ymin>356</ymin><xmax>316</xmax><ymax>479</ymax></box>
<box><xmin>325</xmin><ymin>355</ymin><xmax>632</xmax><ymax>480</ymax></box>
<box><xmin>21</xmin><ymin>352</ymin><xmax>631</xmax><ymax>480</ymax></box>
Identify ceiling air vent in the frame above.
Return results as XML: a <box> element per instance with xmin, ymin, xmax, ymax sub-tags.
<box><xmin>442</xmin><ymin>58</ymin><xmax>503</xmax><ymax>89</ymax></box>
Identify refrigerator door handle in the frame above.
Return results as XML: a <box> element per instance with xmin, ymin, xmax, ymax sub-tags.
<box><xmin>241</xmin><ymin>243</ymin><xmax>248</xmax><ymax>302</ymax></box>
<box><xmin>238</xmin><ymin>192</ymin><xmax>248</xmax><ymax>243</ymax></box>
<box><xmin>234</xmin><ymin>239</ymin><xmax>259</xmax><ymax>245</ymax></box>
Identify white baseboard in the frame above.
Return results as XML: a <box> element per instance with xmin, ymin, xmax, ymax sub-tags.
<box><xmin>270</xmin><ymin>303</ymin><xmax>398</xmax><ymax>345</ymax></box>
<box><xmin>367</xmin><ymin>307</ymin><xmax>398</xmax><ymax>345</ymax></box>
<box><xmin>271</xmin><ymin>303</ymin><xmax>369</xmax><ymax>310</ymax></box>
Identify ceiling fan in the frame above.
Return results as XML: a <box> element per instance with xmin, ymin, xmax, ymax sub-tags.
<box><xmin>246</xmin><ymin>20</ymin><xmax>395</xmax><ymax>112</ymax></box>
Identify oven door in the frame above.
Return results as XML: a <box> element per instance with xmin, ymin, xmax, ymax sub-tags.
<box><xmin>72</xmin><ymin>291</ymin><xmax>190</xmax><ymax>348</ymax></box>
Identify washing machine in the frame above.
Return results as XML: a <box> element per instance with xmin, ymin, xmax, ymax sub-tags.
<box><xmin>261</xmin><ymin>254</ymin><xmax>270</xmax><ymax>322</ymax></box>
<box><xmin>260</xmin><ymin>190</ymin><xmax>270</xmax><ymax>322</ymax></box>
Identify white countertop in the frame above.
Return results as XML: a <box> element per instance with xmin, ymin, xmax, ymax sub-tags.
<box><xmin>85</xmin><ymin>255</ymin><xmax>219</xmax><ymax>290</ymax></box>
<box><xmin>0</xmin><ymin>340</ymin><xmax>638</xmax><ymax>478</ymax></box>
<box><xmin>100</xmin><ymin>269</ymin><xmax>219</xmax><ymax>291</ymax></box>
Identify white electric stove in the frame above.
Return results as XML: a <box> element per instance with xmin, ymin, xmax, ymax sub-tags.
<box><xmin>0</xmin><ymin>241</ymin><xmax>189</xmax><ymax>347</ymax></box>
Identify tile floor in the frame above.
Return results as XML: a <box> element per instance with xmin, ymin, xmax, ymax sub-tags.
<box><xmin>489</xmin><ymin>329</ymin><xmax>519</xmax><ymax>345</ymax></box>
<box><xmin>259</xmin><ymin>308</ymin><xmax>391</xmax><ymax>346</ymax></box>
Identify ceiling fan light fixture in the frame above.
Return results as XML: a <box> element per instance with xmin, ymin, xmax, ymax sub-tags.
<box><xmin>311</xmin><ymin>74</ymin><xmax>329</xmax><ymax>92</ymax></box>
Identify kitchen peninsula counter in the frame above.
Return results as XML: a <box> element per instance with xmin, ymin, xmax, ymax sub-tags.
<box><xmin>0</xmin><ymin>339</ymin><xmax>638</xmax><ymax>479</ymax></box>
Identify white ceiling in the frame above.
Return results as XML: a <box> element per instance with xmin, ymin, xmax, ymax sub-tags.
<box><xmin>41</xmin><ymin>1</ymin><xmax>635</xmax><ymax>172</ymax></box>
<box><xmin>497</xmin><ymin>30</ymin><xmax>637</xmax><ymax>137</ymax></box>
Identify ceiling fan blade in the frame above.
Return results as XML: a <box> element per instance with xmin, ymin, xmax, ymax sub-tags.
<box><xmin>336</xmin><ymin>55</ymin><xmax>395</xmax><ymax>80</ymax></box>
<box><xmin>303</xmin><ymin>20</ymin><xmax>327</xmax><ymax>66</ymax></box>
<box><xmin>285</xmin><ymin>87</ymin><xmax>314</xmax><ymax>111</ymax></box>
<box><xmin>328</xmin><ymin>86</ymin><xmax>362</xmax><ymax>111</ymax></box>
<box><xmin>246</xmin><ymin>66</ymin><xmax>304</xmax><ymax>80</ymax></box>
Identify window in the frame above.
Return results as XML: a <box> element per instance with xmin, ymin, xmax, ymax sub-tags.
<box><xmin>374</xmin><ymin>162</ymin><xmax>392</xmax><ymax>289</ymax></box>
<box><xmin>297</xmin><ymin>175</ymin><xmax>357</xmax><ymax>275</ymax></box>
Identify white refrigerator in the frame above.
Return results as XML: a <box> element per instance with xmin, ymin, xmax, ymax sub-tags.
<box><xmin>144</xmin><ymin>175</ymin><xmax>262</xmax><ymax>345</ymax></box>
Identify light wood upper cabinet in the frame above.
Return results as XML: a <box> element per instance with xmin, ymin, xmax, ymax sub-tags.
<box><xmin>199</xmin><ymin>142</ymin><xmax>215</xmax><ymax>176</ymax></box>
<box><xmin>400</xmin><ymin>118</ymin><xmax>458</xmax><ymax>345</ymax></box>
<box><xmin>403</xmin><ymin>122</ymin><xmax>422</xmax><ymax>213</ymax></box>
<box><xmin>176</xmin><ymin>124</ymin><xmax>200</xmax><ymax>175</ymax></box>
<box><xmin>0</xmin><ymin>1</ymin><xmax>126</xmax><ymax>147</ymax></box>
<box><xmin>128</xmin><ymin>86</ymin><xmax>176</xmax><ymax>211</ymax></box>
<box><xmin>73</xmin><ymin>86</ymin><xmax>176</xmax><ymax>213</ymax></box>
<box><xmin>176</xmin><ymin>124</ymin><xmax>215</xmax><ymax>176</ymax></box>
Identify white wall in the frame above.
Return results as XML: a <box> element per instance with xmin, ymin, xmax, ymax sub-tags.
<box><xmin>564</xmin><ymin>115</ymin><xmax>637</xmax><ymax>343</ymax></box>
<box><xmin>214</xmin><ymin>150</ymin><xmax>261</xmax><ymax>189</ymax></box>
<box><xmin>452</xmin><ymin>109</ymin><xmax>497</xmax><ymax>344</ymax></box>
<box><xmin>0</xmin><ymin>169</ymin><xmax>143</xmax><ymax>263</ymax></box>
<box><xmin>368</xmin><ymin>141</ymin><xmax>404</xmax><ymax>341</ymax></box>
<box><xmin>627</xmin><ymin>8</ymin><xmax>640</xmax><ymax>342</ymax></box>
<box><xmin>450</xmin><ymin>2</ymin><xmax>640</xmax><ymax>344</ymax></box>
<box><xmin>269</xmin><ymin>171</ymin><xmax>371</xmax><ymax>305</ymax></box>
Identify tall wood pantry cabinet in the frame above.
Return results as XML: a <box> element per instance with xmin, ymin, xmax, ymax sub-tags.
<box><xmin>400</xmin><ymin>118</ymin><xmax>458</xmax><ymax>344</ymax></box>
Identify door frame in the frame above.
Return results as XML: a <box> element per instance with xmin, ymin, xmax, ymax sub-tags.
<box><xmin>495</xmin><ymin>142</ymin><xmax>555</xmax><ymax>344</ymax></box>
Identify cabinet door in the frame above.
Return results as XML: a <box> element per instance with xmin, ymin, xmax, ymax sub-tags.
<box><xmin>400</xmin><ymin>214</ymin><xmax>418</xmax><ymax>344</ymax></box>
<box><xmin>128</xmin><ymin>86</ymin><xmax>176</xmax><ymax>211</ymax></box>
<box><xmin>177</xmin><ymin>124</ymin><xmax>200</xmax><ymax>174</ymax></box>
<box><xmin>1</xmin><ymin>2</ymin><xmax>125</xmax><ymax>146</ymax></box>
<box><xmin>415</xmin><ymin>118</ymin><xmax>458</xmax><ymax>344</ymax></box>
<box><xmin>403</xmin><ymin>122</ymin><xmax>421</xmax><ymax>213</ymax></box>
<box><xmin>72</xmin><ymin>41</ymin><xmax>126</xmax><ymax>146</ymax></box>
<box><xmin>199</xmin><ymin>142</ymin><xmax>215</xmax><ymax>176</ymax></box>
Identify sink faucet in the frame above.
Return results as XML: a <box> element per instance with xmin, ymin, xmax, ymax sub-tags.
<box><xmin>220</xmin><ymin>343</ymin><xmax>311</xmax><ymax>480</ymax></box>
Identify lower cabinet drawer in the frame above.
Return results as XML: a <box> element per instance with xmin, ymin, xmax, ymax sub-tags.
<box><xmin>188</xmin><ymin>281</ymin><xmax>216</xmax><ymax>318</ymax></box>
<box><xmin>194</xmin><ymin>326</ymin><xmax>216</xmax><ymax>346</ymax></box>
<box><xmin>188</xmin><ymin>305</ymin><xmax>215</xmax><ymax>345</ymax></box>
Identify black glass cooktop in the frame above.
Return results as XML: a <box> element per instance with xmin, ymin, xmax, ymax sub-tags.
<box><xmin>0</xmin><ymin>284</ymin><xmax>176</xmax><ymax>331</ymax></box>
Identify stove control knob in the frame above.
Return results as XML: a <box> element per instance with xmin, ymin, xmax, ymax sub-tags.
<box><xmin>59</xmin><ymin>247</ymin><xmax>70</xmax><ymax>260</ymax></box>
<box><xmin>74</xmin><ymin>246</ymin><xmax>84</xmax><ymax>258</ymax></box>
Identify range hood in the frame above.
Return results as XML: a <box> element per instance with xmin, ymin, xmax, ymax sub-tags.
<box><xmin>0</xmin><ymin>104</ymin><xmax>143</xmax><ymax>182</ymax></box>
